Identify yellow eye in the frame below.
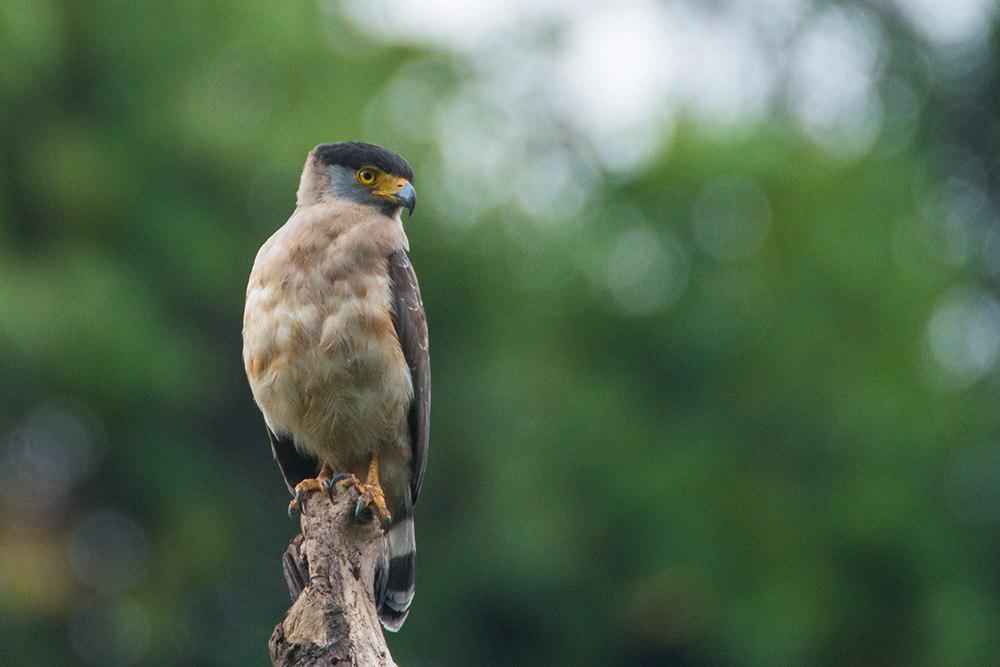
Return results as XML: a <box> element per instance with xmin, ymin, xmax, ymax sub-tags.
<box><xmin>357</xmin><ymin>169</ymin><xmax>376</xmax><ymax>185</ymax></box>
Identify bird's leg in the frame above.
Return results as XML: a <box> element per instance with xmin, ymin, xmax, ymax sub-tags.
<box><xmin>342</xmin><ymin>456</ymin><xmax>392</xmax><ymax>527</ymax></box>
<box><xmin>358</xmin><ymin>455</ymin><xmax>392</xmax><ymax>526</ymax></box>
<box><xmin>287</xmin><ymin>463</ymin><xmax>334</xmax><ymax>517</ymax></box>
<box><xmin>298</xmin><ymin>458</ymin><xmax>390</xmax><ymax>526</ymax></box>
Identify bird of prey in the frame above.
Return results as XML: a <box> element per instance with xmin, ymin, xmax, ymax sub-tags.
<box><xmin>242</xmin><ymin>142</ymin><xmax>429</xmax><ymax>631</ymax></box>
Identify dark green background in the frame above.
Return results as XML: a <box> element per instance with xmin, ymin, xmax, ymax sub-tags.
<box><xmin>2</xmin><ymin>1</ymin><xmax>1000</xmax><ymax>664</ymax></box>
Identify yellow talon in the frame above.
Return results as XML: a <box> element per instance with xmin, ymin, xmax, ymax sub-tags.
<box><xmin>287</xmin><ymin>464</ymin><xmax>334</xmax><ymax>517</ymax></box>
<box><xmin>354</xmin><ymin>456</ymin><xmax>392</xmax><ymax>526</ymax></box>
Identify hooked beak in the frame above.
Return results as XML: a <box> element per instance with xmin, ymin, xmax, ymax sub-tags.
<box><xmin>396</xmin><ymin>181</ymin><xmax>416</xmax><ymax>217</ymax></box>
<box><xmin>373</xmin><ymin>177</ymin><xmax>416</xmax><ymax>217</ymax></box>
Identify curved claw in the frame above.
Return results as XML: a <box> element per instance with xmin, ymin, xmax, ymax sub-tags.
<box><xmin>330</xmin><ymin>473</ymin><xmax>354</xmax><ymax>485</ymax></box>
<box><xmin>354</xmin><ymin>490</ymin><xmax>391</xmax><ymax>526</ymax></box>
<box><xmin>288</xmin><ymin>477</ymin><xmax>330</xmax><ymax>517</ymax></box>
<box><xmin>355</xmin><ymin>496</ymin><xmax>372</xmax><ymax>523</ymax></box>
<box><xmin>288</xmin><ymin>490</ymin><xmax>302</xmax><ymax>518</ymax></box>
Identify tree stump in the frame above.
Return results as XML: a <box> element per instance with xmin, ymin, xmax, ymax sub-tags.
<box><xmin>269</xmin><ymin>484</ymin><xmax>395</xmax><ymax>666</ymax></box>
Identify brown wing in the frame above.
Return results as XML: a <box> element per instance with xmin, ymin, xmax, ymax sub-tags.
<box><xmin>388</xmin><ymin>250</ymin><xmax>430</xmax><ymax>504</ymax></box>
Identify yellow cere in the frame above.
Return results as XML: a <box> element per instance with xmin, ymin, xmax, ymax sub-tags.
<box><xmin>357</xmin><ymin>167</ymin><xmax>411</xmax><ymax>198</ymax></box>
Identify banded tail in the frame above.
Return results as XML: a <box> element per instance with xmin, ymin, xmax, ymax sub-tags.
<box><xmin>376</xmin><ymin>504</ymin><xmax>415</xmax><ymax>631</ymax></box>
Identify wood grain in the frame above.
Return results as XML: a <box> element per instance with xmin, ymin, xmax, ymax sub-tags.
<box><xmin>269</xmin><ymin>485</ymin><xmax>395</xmax><ymax>666</ymax></box>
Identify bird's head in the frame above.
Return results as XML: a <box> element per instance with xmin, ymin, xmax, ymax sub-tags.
<box><xmin>304</xmin><ymin>142</ymin><xmax>416</xmax><ymax>217</ymax></box>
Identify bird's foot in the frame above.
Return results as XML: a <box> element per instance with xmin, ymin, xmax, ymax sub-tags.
<box><xmin>323</xmin><ymin>473</ymin><xmax>392</xmax><ymax>527</ymax></box>
<box><xmin>287</xmin><ymin>477</ymin><xmax>328</xmax><ymax>518</ymax></box>
<box><xmin>355</xmin><ymin>481</ymin><xmax>392</xmax><ymax>527</ymax></box>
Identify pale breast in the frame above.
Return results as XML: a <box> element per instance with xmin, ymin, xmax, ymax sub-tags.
<box><xmin>243</xmin><ymin>221</ymin><xmax>413</xmax><ymax>465</ymax></box>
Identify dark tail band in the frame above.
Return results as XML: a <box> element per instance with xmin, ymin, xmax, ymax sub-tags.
<box><xmin>376</xmin><ymin>512</ymin><xmax>415</xmax><ymax>631</ymax></box>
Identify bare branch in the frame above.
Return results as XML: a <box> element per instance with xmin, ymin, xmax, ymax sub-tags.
<box><xmin>269</xmin><ymin>486</ymin><xmax>395</xmax><ymax>666</ymax></box>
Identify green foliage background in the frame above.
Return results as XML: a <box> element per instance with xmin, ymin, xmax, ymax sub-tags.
<box><xmin>2</xmin><ymin>1</ymin><xmax>999</xmax><ymax>664</ymax></box>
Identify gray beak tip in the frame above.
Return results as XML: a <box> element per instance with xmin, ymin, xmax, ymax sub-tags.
<box><xmin>398</xmin><ymin>182</ymin><xmax>416</xmax><ymax>217</ymax></box>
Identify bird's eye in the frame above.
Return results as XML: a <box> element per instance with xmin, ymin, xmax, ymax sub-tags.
<box><xmin>357</xmin><ymin>169</ymin><xmax>376</xmax><ymax>185</ymax></box>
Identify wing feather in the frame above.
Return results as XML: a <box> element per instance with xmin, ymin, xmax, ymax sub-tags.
<box><xmin>267</xmin><ymin>426</ymin><xmax>319</xmax><ymax>494</ymax></box>
<box><xmin>388</xmin><ymin>250</ymin><xmax>430</xmax><ymax>503</ymax></box>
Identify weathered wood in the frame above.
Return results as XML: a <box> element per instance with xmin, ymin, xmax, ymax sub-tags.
<box><xmin>269</xmin><ymin>485</ymin><xmax>395</xmax><ymax>666</ymax></box>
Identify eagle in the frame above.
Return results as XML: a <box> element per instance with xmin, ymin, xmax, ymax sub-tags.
<box><xmin>242</xmin><ymin>142</ymin><xmax>429</xmax><ymax>631</ymax></box>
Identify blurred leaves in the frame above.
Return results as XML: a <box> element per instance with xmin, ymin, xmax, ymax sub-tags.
<box><xmin>1</xmin><ymin>1</ymin><xmax>1000</xmax><ymax>665</ymax></box>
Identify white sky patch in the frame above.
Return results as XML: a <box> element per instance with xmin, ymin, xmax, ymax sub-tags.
<box><xmin>672</xmin><ymin>4</ymin><xmax>779</xmax><ymax>131</ymax></box>
<box><xmin>732</xmin><ymin>0</ymin><xmax>810</xmax><ymax>37</ymax></box>
<box><xmin>893</xmin><ymin>0</ymin><xmax>997</xmax><ymax>45</ymax></box>
<box><xmin>339</xmin><ymin>0</ymin><xmax>580</xmax><ymax>50</ymax></box>
<box><xmin>556</xmin><ymin>2</ymin><xmax>675</xmax><ymax>136</ymax></box>
<box><xmin>340</xmin><ymin>0</ymin><xmax>902</xmax><ymax>175</ymax></box>
<box><xmin>787</xmin><ymin>6</ymin><xmax>884</xmax><ymax>156</ymax></box>
<box><xmin>342</xmin><ymin>1</ymin><xmax>775</xmax><ymax>172</ymax></box>
<box><xmin>339</xmin><ymin>0</ymin><xmax>989</xmax><ymax>151</ymax></box>
<box><xmin>923</xmin><ymin>287</ymin><xmax>1000</xmax><ymax>391</ymax></box>
<box><xmin>340</xmin><ymin>0</ymin><xmax>991</xmax><ymax>224</ymax></box>
<box><xmin>340</xmin><ymin>0</ymin><xmax>516</xmax><ymax>50</ymax></box>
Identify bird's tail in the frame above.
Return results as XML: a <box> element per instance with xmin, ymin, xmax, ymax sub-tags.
<box><xmin>376</xmin><ymin>500</ymin><xmax>416</xmax><ymax>631</ymax></box>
